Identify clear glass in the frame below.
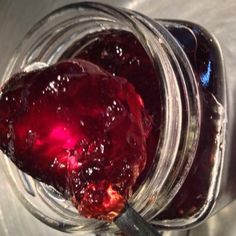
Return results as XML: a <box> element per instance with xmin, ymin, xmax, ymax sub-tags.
<box><xmin>0</xmin><ymin>2</ymin><xmax>226</xmax><ymax>235</ymax></box>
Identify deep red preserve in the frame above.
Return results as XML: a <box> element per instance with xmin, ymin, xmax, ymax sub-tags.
<box><xmin>0</xmin><ymin>21</ymin><xmax>220</xmax><ymax>221</ymax></box>
<box><xmin>0</xmin><ymin>59</ymin><xmax>152</xmax><ymax>221</ymax></box>
<box><xmin>62</xmin><ymin>26</ymin><xmax>222</xmax><ymax>219</ymax></box>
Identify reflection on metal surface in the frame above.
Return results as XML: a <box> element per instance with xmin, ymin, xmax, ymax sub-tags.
<box><xmin>125</xmin><ymin>0</ymin><xmax>146</xmax><ymax>9</ymax></box>
<box><xmin>189</xmin><ymin>200</ymin><xmax>236</xmax><ymax>236</ymax></box>
<box><xmin>163</xmin><ymin>230</ymin><xmax>189</xmax><ymax>236</ymax></box>
<box><xmin>0</xmin><ymin>209</ymin><xmax>9</xmax><ymax>236</ymax></box>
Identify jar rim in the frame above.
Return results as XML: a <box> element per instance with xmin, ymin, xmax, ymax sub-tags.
<box><xmin>0</xmin><ymin>2</ymin><xmax>201</xmax><ymax>234</ymax></box>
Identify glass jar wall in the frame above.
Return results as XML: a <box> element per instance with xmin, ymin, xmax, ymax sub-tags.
<box><xmin>0</xmin><ymin>2</ymin><xmax>232</xmax><ymax>236</ymax></box>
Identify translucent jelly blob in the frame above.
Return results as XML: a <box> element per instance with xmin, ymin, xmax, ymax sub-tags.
<box><xmin>0</xmin><ymin>59</ymin><xmax>152</xmax><ymax>220</ymax></box>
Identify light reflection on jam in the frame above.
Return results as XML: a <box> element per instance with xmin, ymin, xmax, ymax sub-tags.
<box><xmin>0</xmin><ymin>59</ymin><xmax>152</xmax><ymax>220</ymax></box>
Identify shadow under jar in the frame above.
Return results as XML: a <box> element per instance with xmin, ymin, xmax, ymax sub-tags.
<box><xmin>0</xmin><ymin>2</ymin><xmax>229</xmax><ymax>235</ymax></box>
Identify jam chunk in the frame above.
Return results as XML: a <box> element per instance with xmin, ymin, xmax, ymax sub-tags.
<box><xmin>0</xmin><ymin>59</ymin><xmax>152</xmax><ymax>220</ymax></box>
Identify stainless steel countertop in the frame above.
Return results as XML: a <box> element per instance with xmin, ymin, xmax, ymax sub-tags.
<box><xmin>0</xmin><ymin>0</ymin><xmax>236</xmax><ymax>235</ymax></box>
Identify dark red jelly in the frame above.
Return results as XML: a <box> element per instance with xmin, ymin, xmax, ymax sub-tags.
<box><xmin>61</xmin><ymin>26</ymin><xmax>224</xmax><ymax>220</ymax></box>
<box><xmin>0</xmin><ymin>19</ymin><xmax>222</xmax><ymax>224</ymax></box>
<box><xmin>157</xmin><ymin>21</ymin><xmax>224</xmax><ymax>220</ymax></box>
<box><xmin>62</xmin><ymin>30</ymin><xmax>163</xmax><ymax>184</ymax></box>
<box><xmin>0</xmin><ymin>59</ymin><xmax>152</xmax><ymax>220</ymax></box>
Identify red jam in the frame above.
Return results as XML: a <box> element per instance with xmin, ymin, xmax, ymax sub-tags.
<box><xmin>61</xmin><ymin>27</ymin><xmax>223</xmax><ymax>220</ymax></box>
<box><xmin>62</xmin><ymin>30</ymin><xmax>163</xmax><ymax>184</ymax></box>
<box><xmin>0</xmin><ymin>59</ymin><xmax>152</xmax><ymax>220</ymax></box>
<box><xmin>0</xmin><ymin>21</ymin><xmax>222</xmax><ymax>223</ymax></box>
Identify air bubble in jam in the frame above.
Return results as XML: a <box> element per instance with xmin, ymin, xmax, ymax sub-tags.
<box><xmin>0</xmin><ymin>59</ymin><xmax>152</xmax><ymax>221</ymax></box>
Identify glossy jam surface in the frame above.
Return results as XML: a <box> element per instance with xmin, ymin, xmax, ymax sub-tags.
<box><xmin>0</xmin><ymin>22</ymin><xmax>221</xmax><ymax>223</ymax></box>
<box><xmin>62</xmin><ymin>30</ymin><xmax>162</xmax><ymax>183</ymax></box>
<box><xmin>158</xmin><ymin>21</ymin><xmax>224</xmax><ymax>219</ymax></box>
<box><xmin>64</xmin><ymin>26</ymin><xmax>222</xmax><ymax>220</ymax></box>
<box><xmin>0</xmin><ymin>59</ymin><xmax>152</xmax><ymax>220</ymax></box>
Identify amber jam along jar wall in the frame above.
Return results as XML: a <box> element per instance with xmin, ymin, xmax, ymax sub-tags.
<box><xmin>0</xmin><ymin>2</ymin><xmax>227</xmax><ymax>234</ymax></box>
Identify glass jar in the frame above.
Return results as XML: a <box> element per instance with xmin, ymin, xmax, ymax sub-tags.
<box><xmin>0</xmin><ymin>2</ymin><xmax>228</xmax><ymax>235</ymax></box>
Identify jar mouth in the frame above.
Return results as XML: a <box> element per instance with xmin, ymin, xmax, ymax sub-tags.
<box><xmin>0</xmin><ymin>2</ymin><xmax>201</xmax><ymax>234</ymax></box>
<box><xmin>128</xmin><ymin>11</ymin><xmax>201</xmax><ymax>218</ymax></box>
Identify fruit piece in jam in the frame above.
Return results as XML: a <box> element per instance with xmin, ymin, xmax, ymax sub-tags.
<box><xmin>0</xmin><ymin>59</ymin><xmax>152</xmax><ymax>221</ymax></box>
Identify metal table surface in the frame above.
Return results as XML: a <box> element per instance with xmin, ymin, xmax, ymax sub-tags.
<box><xmin>0</xmin><ymin>0</ymin><xmax>236</xmax><ymax>235</ymax></box>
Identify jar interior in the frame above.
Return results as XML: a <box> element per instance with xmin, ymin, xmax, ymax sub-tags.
<box><xmin>0</xmin><ymin>2</ymin><xmax>207</xmax><ymax>234</ymax></box>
